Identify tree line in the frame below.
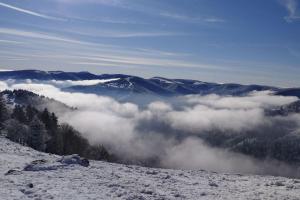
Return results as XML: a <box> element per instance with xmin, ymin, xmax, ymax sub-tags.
<box><xmin>0</xmin><ymin>93</ymin><xmax>111</xmax><ymax>161</ymax></box>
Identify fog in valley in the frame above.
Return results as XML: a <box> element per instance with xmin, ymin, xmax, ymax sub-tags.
<box><xmin>1</xmin><ymin>80</ymin><xmax>300</xmax><ymax>178</ymax></box>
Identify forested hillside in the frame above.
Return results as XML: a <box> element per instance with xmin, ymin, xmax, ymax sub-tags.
<box><xmin>0</xmin><ymin>90</ymin><xmax>111</xmax><ymax>161</ymax></box>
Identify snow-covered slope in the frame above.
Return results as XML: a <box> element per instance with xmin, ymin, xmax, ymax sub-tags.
<box><xmin>1</xmin><ymin>137</ymin><xmax>300</xmax><ymax>200</ymax></box>
<box><xmin>0</xmin><ymin>70</ymin><xmax>283</xmax><ymax>97</ymax></box>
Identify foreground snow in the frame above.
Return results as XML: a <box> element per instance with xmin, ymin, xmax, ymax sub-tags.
<box><xmin>1</xmin><ymin>137</ymin><xmax>300</xmax><ymax>200</ymax></box>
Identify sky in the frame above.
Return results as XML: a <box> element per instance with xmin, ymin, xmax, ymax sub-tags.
<box><xmin>0</xmin><ymin>0</ymin><xmax>299</xmax><ymax>87</ymax></box>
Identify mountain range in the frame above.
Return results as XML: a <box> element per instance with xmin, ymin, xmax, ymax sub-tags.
<box><xmin>0</xmin><ymin>70</ymin><xmax>299</xmax><ymax>100</ymax></box>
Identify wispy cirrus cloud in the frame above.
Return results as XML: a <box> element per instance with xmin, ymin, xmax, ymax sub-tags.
<box><xmin>69</xmin><ymin>15</ymin><xmax>148</xmax><ymax>25</ymax></box>
<box><xmin>0</xmin><ymin>28</ymin><xmax>88</xmax><ymax>44</ymax></box>
<box><xmin>203</xmin><ymin>17</ymin><xmax>226</xmax><ymax>23</ymax></box>
<box><xmin>0</xmin><ymin>39</ymin><xmax>26</xmax><ymax>45</ymax></box>
<box><xmin>103</xmin><ymin>31</ymin><xmax>182</xmax><ymax>38</ymax></box>
<box><xmin>280</xmin><ymin>0</ymin><xmax>300</xmax><ymax>22</ymax></box>
<box><xmin>66</xmin><ymin>29</ymin><xmax>184</xmax><ymax>38</ymax></box>
<box><xmin>55</xmin><ymin>0</ymin><xmax>225</xmax><ymax>24</ymax></box>
<box><xmin>0</xmin><ymin>27</ymin><xmax>182</xmax><ymax>44</ymax></box>
<box><xmin>55</xmin><ymin>0</ymin><xmax>122</xmax><ymax>6</ymax></box>
<box><xmin>69</xmin><ymin>54</ymin><xmax>224</xmax><ymax>70</ymax></box>
<box><xmin>160</xmin><ymin>12</ymin><xmax>225</xmax><ymax>23</ymax></box>
<box><xmin>0</xmin><ymin>2</ymin><xmax>65</xmax><ymax>21</ymax></box>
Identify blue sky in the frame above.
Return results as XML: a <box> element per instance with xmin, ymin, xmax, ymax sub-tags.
<box><xmin>0</xmin><ymin>0</ymin><xmax>299</xmax><ymax>87</ymax></box>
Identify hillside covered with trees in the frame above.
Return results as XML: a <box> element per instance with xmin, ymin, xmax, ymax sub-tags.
<box><xmin>0</xmin><ymin>90</ymin><xmax>111</xmax><ymax>162</ymax></box>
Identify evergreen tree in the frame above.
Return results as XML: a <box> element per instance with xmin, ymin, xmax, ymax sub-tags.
<box><xmin>11</xmin><ymin>105</ymin><xmax>27</xmax><ymax>123</ymax></box>
<box><xmin>40</xmin><ymin>109</ymin><xmax>58</xmax><ymax>134</ymax></box>
<box><xmin>46</xmin><ymin>130</ymin><xmax>64</xmax><ymax>155</ymax></box>
<box><xmin>40</xmin><ymin>108</ymin><xmax>50</xmax><ymax>125</ymax></box>
<box><xmin>5</xmin><ymin>119</ymin><xmax>29</xmax><ymax>145</ymax></box>
<box><xmin>59</xmin><ymin>123</ymin><xmax>89</xmax><ymax>156</ymax></box>
<box><xmin>86</xmin><ymin>145</ymin><xmax>111</xmax><ymax>161</ymax></box>
<box><xmin>0</xmin><ymin>95</ymin><xmax>9</xmax><ymax>129</ymax></box>
<box><xmin>51</xmin><ymin>112</ymin><xmax>58</xmax><ymax>129</ymax></box>
<box><xmin>25</xmin><ymin>105</ymin><xmax>37</xmax><ymax>123</ymax></box>
<box><xmin>40</xmin><ymin>109</ymin><xmax>60</xmax><ymax>154</ymax></box>
<box><xmin>28</xmin><ymin>116</ymin><xmax>47</xmax><ymax>151</ymax></box>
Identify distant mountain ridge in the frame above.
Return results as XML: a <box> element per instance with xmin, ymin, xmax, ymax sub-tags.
<box><xmin>0</xmin><ymin>70</ymin><xmax>299</xmax><ymax>99</ymax></box>
<box><xmin>0</xmin><ymin>70</ymin><xmax>130</xmax><ymax>80</ymax></box>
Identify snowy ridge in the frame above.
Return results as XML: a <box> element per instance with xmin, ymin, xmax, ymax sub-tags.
<box><xmin>49</xmin><ymin>78</ymin><xmax>121</xmax><ymax>87</ymax></box>
<box><xmin>2</xmin><ymin>70</ymin><xmax>300</xmax><ymax>99</ymax></box>
<box><xmin>151</xmin><ymin>77</ymin><xmax>175</xmax><ymax>84</ymax></box>
<box><xmin>1</xmin><ymin>137</ymin><xmax>300</xmax><ymax>199</ymax></box>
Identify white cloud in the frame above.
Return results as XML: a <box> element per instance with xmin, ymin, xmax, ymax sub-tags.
<box><xmin>167</xmin><ymin>105</ymin><xmax>266</xmax><ymax>133</ymax></box>
<box><xmin>0</xmin><ymin>39</ymin><xmax>25</xmax><ymax>45</ymax></box>
<box><xmin>0</xmin><ymin>28</ymin><xmax>88</xmax><ymax>45</ymax></box>
<box><xmin>69</xmin><ymin>54</ymin><xmax>224</xmax><ymax>70</ymax></box>
<box><xmin>148</xmin><ymin>101</ymin><xmax>172</xmax><ymax>113</ymax></box>
<box><xmin>0</xmin><ymin>81</ymin><xmax>8</xmax><ymax>90</ymax></box>
<box><xmin>2</xmin><ymin>80</ymin><xmax>300</xmax><ymax>176</ymax></box>
<box><xmin>161</xmin><ymin>137</ymin><xmax>297</xmax><ymax>176</ymax></box>
<box><xmin>160</xmin><ymin>12</ymin><xmax>225</xmax><ymax>23</ymax></box>
<box><xmin>182</xmin><ymin>91</ymin><xmax>297</xmax><ymax>110</ymax></box>
<box><xmin>55</xmin><ymin>0</ymin><xmax>225</xmax><ymax>25</ymax></box>
<box><xmin>0</xmin><ymin>2</ymin><xmax>65</xmax><ymax>21</ymax></box>
<box><xmin>280</xmin><ymin>0</ymin><xmax>300</xmax><ymax>22</ymax></box>
<box><xmin>0</xmin><ymin>33</ymin><xmax>223</xmax><ymax>72</ymax></box>
<box><xmin>70</xmin><ymin>15</ymin><xmax>148</xmax><ymax>25</ymax></box>
<box><xmin>0</xmin><ymin>28</ymin><xmax>181</xmax><ymax>48</ymax></box>
<box><xmin>204</xmin><ymin>17</ymin><xmax>226</xmax><ymax>23</ymax></box>
<box><xmin>72</xmin><ymin>29</ymin><xmax>183</xmax><ymax>38</ymax></box>
<box><xmin>97</xmin><ymin>31</ymin><xmax>181</xmax><ymax>38</ymax></box>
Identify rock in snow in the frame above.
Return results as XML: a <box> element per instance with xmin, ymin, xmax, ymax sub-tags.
<box><xmin>58</xmin><ymin>155</ymin><xmax>90</xmax><ymax>167</ymax></box>
<box><xmin>1</xmin><ymin>136</ymin><xmax>300</xmax><ymax>199</ymax></box>
<box><xmin>23</xmin><ymin>155</ymin><xmax>89</xmax><ymax>172</ymax></box>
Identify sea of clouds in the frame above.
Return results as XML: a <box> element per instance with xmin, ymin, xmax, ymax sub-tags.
<box><xmin>0</xmin><ymin>80</ymin><xmax>300</xmax><ymax>177</ymax></box>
